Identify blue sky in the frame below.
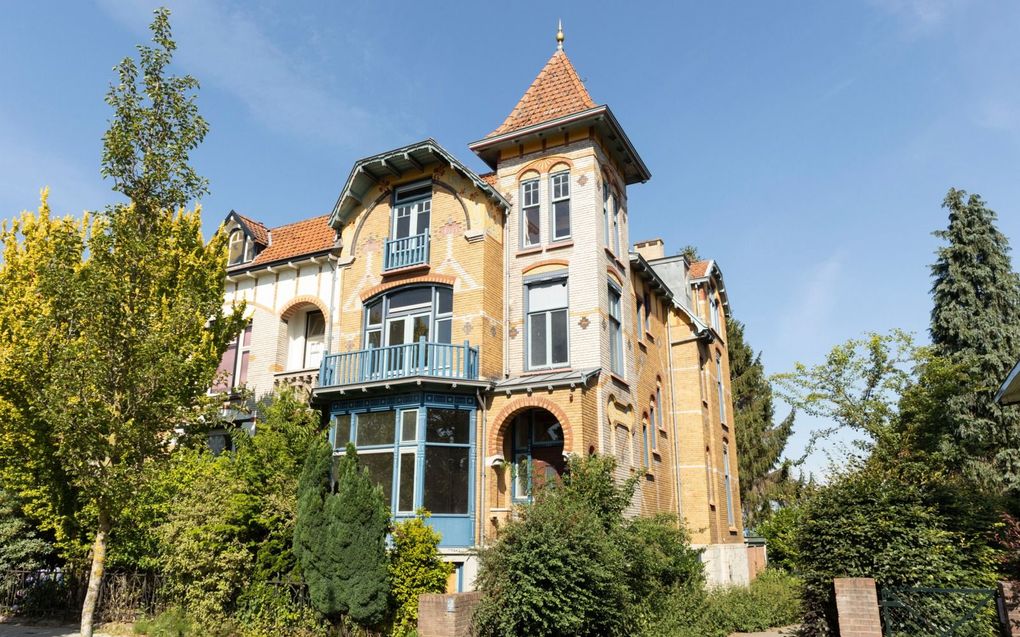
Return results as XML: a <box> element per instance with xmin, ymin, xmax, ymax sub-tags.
<box><xmin>3</xmin><ymin>1</ymin><xmax>1019</xmax><ymax>476</ymax></box>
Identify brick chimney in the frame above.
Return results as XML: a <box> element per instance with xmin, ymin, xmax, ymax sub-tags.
<box><xmin>634</xmin><ymin>238</ymin><xmax>665</xmax><ymax>261</ymax></box>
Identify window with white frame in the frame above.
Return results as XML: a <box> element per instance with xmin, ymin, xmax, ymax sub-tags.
<box><xmin>716</xmin><ymin>352</ymin><xmax>726</xmax><ymax>424</ymax></box>
<box><xmin>643</xmin><ymin>289</ymin><xmax>652</xmax><ymax>333</ymax></box>
<box><xmin>227</xmin><ymin>229</ymin><xmax>255</xmax><ymax>266</ymax></box>
<box><xmin>723</xmin><ymin>442</ymin><xmax>735</xmax><ymax>527</ymax></box>
<box><xmin>602</xmin><ymin>183</ymin><xmax>611</xmax><ymax>250</ymax></box>
<box><xmin>521</xmin><ymin>178</ymin><xmax>541</xmax><ymax>247</ymax></box>
<box><xmin>550</xmin><ymin>170</ymin><xmax>570</xmax><ymax>241</ymax></box>
<box><xmin>212</xmin><ymin>322</ymin><xmax>253</xmax><ymax>392</ymax></box>
<box><xmin>611</xmin><ymin>191</ymin><xmax>621</xmax><ymax>255</ymax></box>
<box><xmin>303</xmin><ymin>310</ymin><xmax>326</xmax><ymax>368</ymax></box>
<box><xmin>392</xmin><ymin>181</ymin><xmax>432</xmax><ymax>241</ymax></box>
<box><xmin>710</xmin><ymin>291</ymin><xmax>721</xmax><ymax>332</ymax></box>
<box><xmin>608</xmin><ymin>282</ymin><xmax>624</xmax><ymax>376</ymax></box>
<box><xmin>526</xmin><ymin>277</ymin><xmax>568</xmax><ymax>369</ymax></box>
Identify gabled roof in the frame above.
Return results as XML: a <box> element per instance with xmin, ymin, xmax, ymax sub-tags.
<box><xmin>234</xmin><ymin>213</ymin><xmax>270</xmax><ymax>246</ymax></box>
<box><xmin>689</xmin><ymin>260</ymin><xmax>711</xmax><ymax>279</ymax></box>
<box><xmin>225</xmin><ymin>213</ymin><xmax>336</xmax><ymax>273</ymax></box>
<box><xmin>330</xmin><ymin>139</ymin><xmax>509</xmax><ymax>228</ymax></box>
<box><xmin>488</xmin><ymin>50</ymin><xmax>596</xmax><ymax>138</ymax></box>
<box><xmin>688</xmin><ymin>259</ymin><xmax>731</xmax><ymax>316</ymax></box>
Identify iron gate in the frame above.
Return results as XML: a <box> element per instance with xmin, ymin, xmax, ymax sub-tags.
<box><xmin>879</xmin><ymin>586</ymin><xmax>1004</xmax><ymax>636</ymax></box>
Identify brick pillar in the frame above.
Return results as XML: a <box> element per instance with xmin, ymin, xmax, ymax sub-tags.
<box><xmin>834</xmin><ymin>577</ymin><xmax>882</xmax><ymax>637</ymax></box>
<box><xmin>1001</xmin><ymin>581</ymin><xmax>1020</xmax><ymax>637</ymax></box>
<box><xmin>418</xmin><ymin>591</ymin><xmax>482</xmax><ymax>637</ymax></box>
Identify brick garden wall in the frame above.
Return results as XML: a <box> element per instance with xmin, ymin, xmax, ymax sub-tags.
<box><xmin>418</xmin><ymin>591</ymin><xmax>482</xmax><ymax>637</ymax></box>
<box><xmin>834</xmin><ymin>577</ymin><xmax>882</xmax><ymax>637</ymax></box>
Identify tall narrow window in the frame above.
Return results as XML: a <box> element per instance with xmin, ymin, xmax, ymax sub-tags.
<box><xmin>304</xmin><ymin>310</ymin><xmax>325</xmax><ymax>368</ymax></box>
<box><xmin>602</xmin><ymin>183</ymin><xmax>611</xmax><ymax>250</ymax></box>
<box><xmin>636</xmin><ymin>296</ymin><xmax>644</xmax><ymax>337</ymax></box>
<box><xmin>611</xmin><ymin>192</ymin><xmax>621</xmax><ymax>255</ymax></box>
<box><xmin>550</xmin><ymin>171</ymin><xmax>570</xmax><ymax>241</ymax></box>
<box><xmin>643</xmin><ymin>290</ymin><xmax>652</xmax><ymax>333</ymax></box>
<box><xmin>526</xmin><ymin>278</ymin><xmax>568</xmax><ymax>369</ymax></box>
<box><xmin>642</xmin><ymin>422</ymin><xmax>650</xmax><ymax>468</ymax></box>
<box><xmin>392</xmin><ymin>182</ymin><xmax>432</xmax><ymax>240</ymax></box>
<box><xmin>710</xmin><ymin>291</ymin><xmax>721</xmax><ymax>332</ymax></box>
<box><xmin>228</xmin><ymin>229</ymin><xmax>252</xmax><ymax>266</ymax></box>
<box><xmin>521</xmin><ymin>179</ymin><xmax>540</xmax><ymax>247</ymax></box>
<box><xmin>723</xmin><ymin>442</ymin><xmax>735</xmax><ymax>527</ymax></box>
<box><xmin>716</xmin><ymin>353</ymin><xmax>726</xmax><ymax>424</ymax></box>
<box><xmin>608</xmin><ymin>283</ymin><xmax>623</xmax><ymax>376</ymax></box>
<box><xmin>656</xmin><ymin>386</ymin><xmax>664</xmax><ymax>430</ymax></box>
<box><xmin>649</xmin><ymin>402</ymin><xmax>657</xmax><ymax>452</ymax></box>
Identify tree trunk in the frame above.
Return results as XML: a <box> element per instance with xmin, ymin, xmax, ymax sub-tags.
<box><xmin>80</xmin><ymin>509</ymin><xmax>111</xmax><ymax>637</ymax></box>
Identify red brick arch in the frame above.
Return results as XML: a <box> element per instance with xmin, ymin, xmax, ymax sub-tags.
<box><xmin>488</xmin><ymin>396</ymin><xmax>573</xmax><ymax>456</ymax></box>
<box><xmin>279</xmin><ymin>295</ymin><xmax>330</xmax><ymax>322</ymax></box>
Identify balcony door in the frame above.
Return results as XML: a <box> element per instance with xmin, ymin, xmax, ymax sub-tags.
<box><xmin>386</xmin><ymin>312</ymin><xmax>430</xmax><ymax>375</ymax></box>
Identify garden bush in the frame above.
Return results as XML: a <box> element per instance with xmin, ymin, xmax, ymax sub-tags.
<box><xmin>388</xmin><ymin>511</ymin><xmax>453</xmax><ymax>637</ymax></box>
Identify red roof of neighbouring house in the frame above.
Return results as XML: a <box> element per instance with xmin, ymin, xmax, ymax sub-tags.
<box><xmin>479</xmin><ymin>171</ymin><xmax>498</xmax><ymax>188</ymax></box>
<box><xmin>689</xmin><ymin>260</ymin><xmax>711</xmax><ymax>279</ymax></box>
<box><xmin>227</xmin><ymin>214</ymin><xmax>335</xmax><ymax>270</ymax></box>
<box><xmin>236</xmin><ymin>213</ymin><xmax>270</xmax><ymax>246</ymax></box>
<box><xmin>488</xmin><ymin>50</ymin><xmax>596</xmax><ymax>138</ymax></box>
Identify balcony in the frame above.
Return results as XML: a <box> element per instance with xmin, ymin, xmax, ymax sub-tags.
<box><xmin>384</xmin><ymin>232</ymin><xmax>430</xmax><ymax>271</ymax></box>
<box><xmin>317</xmin><ymin>339</ymin><xmax>479</xmax><ymax>389</ymax></box>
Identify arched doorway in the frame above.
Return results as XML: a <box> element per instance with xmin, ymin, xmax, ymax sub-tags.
<box><xmin>507</xmin><ymin>408</ymin><xmax>566</xmax><ymax>501</ymax></box>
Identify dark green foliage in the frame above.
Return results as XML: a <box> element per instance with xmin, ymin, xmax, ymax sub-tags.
<box><xmin>793</xmin><ymin>469</ymin><xmax>999</xmax><ymax>635</ymax></box>
<box><xmin>755</xmin><ymin>504</ymin><xmax>803</xmax><ymax>572</ymax></box>
<box><xmin>102</xmin><ymin>7</ymin><xmax>209</xmax><ymax>212</ymax></box>
<box><xmin>727</xmin><ymin>318</ymin><xmax>798</xmax><ymax>529</ymax></box>
<box><xmin>294</xmin><ymin>436</ymin><xmax>338</xmax><ymax>617</ymax></box>
<box><xmin>929</xmin><ymin>188</ymin><xmax>1020</xmax><ymax>492</ymax></box>
<box><xmin>332</xmin><ymin>444</ymin><xmax>391</xmax><ymax>628</ymax></box>
<box><xmin>389</xmin><ymin>511</ymin><xmax>455</xmax><ymax>637</ymax></box>
<box><xmin>0</xmin><ymin>489</ymin><xmax>54</xmax><ymax>571</ymax></box>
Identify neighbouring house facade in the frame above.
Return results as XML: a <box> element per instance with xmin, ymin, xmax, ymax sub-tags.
<box><xmin>218</xmin><ymin>34</ymin><xmax>749</xmax><ymax>589</ymax></box>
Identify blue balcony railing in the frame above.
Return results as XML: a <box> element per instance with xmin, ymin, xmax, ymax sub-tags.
<box><xmin>384</xmin><ymin>232</ymin><xmax>430</xmax><ymax>271</ymax></box>
<box><xmin>318</xmin><ymin>339</ymin><xmax>479</xmax><ymax>388</ymax></box>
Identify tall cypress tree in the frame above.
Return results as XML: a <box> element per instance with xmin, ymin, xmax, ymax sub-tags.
<box><xmin>728</xmin><ymin>318</ymin><xmax>798</xmax><ymax>529</ymax></box>
<box><xmin>293</xmin><ymin>437</ymin><xmax>341</xmax><ymax>616</ymax></box>
<box><xmin>930</xmin><ymin>188</ymin><xmax>1020</xmax><ymax>492</ymax></box>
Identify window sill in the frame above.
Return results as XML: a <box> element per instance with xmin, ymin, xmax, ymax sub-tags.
<box><xmin>728</xmin><ymin>527</ymin><xmax>740</xmax><ymax>535</ymax></box>
<box><xmin>382</xmin><ymin>262</ymin><xmax>430</xmax><ymax>277</ymax></box>
<box><xmin>652</xmin><ymin>449</ymin><xmax>662</xmax><ymax>459</ymax></box>
<box><xmin>522</xmin><ymin>366</ymin><xmax>572</xmax><ymax>376</ymax></box>
<box><xmin>604</xmin><ymin>248</ymin><xmax>627</xmax><ymax>272</ymax></box>
<box><xmin>545</xmin><ymin>240</ymin><xmax>574</xmax><ymax>251</ymax></box>
<box><xmin>644</xmin><ymin>331</ymin><xmax>655</xmax><ymax>343</ymax></box>
<box><xmin>637</xmin><ymin>340</ymin><xmax>647</xmax><ymax>352</ymax></box>
<box><xmin>516</xmin><ymin>246</ymin><xmax>543</xmax><ymax>257</ymax></box>
<box><xmin>609</xmin><ymin>372</ymin><xmax>628</xmax><ymax>387</ymax></box>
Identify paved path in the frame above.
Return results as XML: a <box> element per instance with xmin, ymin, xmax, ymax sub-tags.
<box><xmin>0</xmin><ymin>625</ymin><xmax>114</xmax><ymax>637</ymax></box>
<box><xmin>730</xmin><ymin>626</ymin><xmax>799</xmax><ymax>637</ymax></box>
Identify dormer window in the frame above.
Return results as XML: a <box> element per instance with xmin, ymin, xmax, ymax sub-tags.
<box><xmin>228</xmin><ymin>228</ymin><xmax>255</xmax><ymax>266</ymax></box>
<box><xmin>385</xmin><ymin>181</ymin><xmax>432</xmax><ymax>271</ymax></box>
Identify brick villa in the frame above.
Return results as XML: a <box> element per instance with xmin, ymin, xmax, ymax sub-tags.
<box><xmin>216</xmin><ymin>30</ymin><xmax>751</xmax><ymax>589</ymax></box>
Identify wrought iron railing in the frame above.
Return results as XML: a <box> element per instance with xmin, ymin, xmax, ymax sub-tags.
<box><xmin>318</xmin><ymin>339</ymin><xmax>478</xmax><ymax>388</ymax></box>
<box><xmin>383</xmin><ymin>232</ymin><xmax>429</xmax><ymax>270</ymax></box>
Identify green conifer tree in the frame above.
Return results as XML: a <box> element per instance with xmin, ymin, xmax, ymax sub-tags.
<box><xmin>332</xmin><ymin>443</ymin><xmax>391</xmax><ymax>628</ymax></box>
<box><xmin>728</xmin><ymin>318</ymin><xmax>798</xmax><ymax>528</ymax></box>
<box><xmin>930</xmin><ymin>188</ymin><xmax>1020</xmax><ymax>492</ymax></box>
<box><xmin>293</xmin><ymin>437</ymin><xmax>341</xmax><ymax>616</ymax></box>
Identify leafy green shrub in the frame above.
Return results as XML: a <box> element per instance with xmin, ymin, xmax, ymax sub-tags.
<box><xmin>133</xmin><ymin>607</ymin><xmax>198</xmax><ymax>637</ymax></box>
<box><xmin>756</xmin><ymin>504</ymin><xmax>802</xmax><ymax>572</ymax></box>
<box><xmin>473</xmin><ymin>455</ymin><xmax>634</xmax><ymax>637</ymax></box>
<box><xmin>794</xmin><ymin>470</ymin><xmax>999</xmax><ymax>636</ymax></box>
<box><xmin>233</xmin><ymin>580</ymin><xmax>328</xmax><ymax>637</ymax></box>
<box><xmin>706</xmin><ymin>569</ymin><xmax>803</xmax><ymax>632</ymax></box>
<box><xmin>389</xmin><ymin>511</ymin><xmax>454</xmax><ymax>637</ymax></box>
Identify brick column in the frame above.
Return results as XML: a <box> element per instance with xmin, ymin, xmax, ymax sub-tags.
<box><xmin>418</xmin><ymin>591</ymin><xmax>482</xmax><ymax>637</ymax></box>
<box><xmin>1001</xmin><ymin>581</ymin><xmax>1020</xmax><ymax>637</ymax></box>
<box><xmin>834</xmin><ymin>577</ymin><xmax>882</xmax><ymax>637</ymax></box>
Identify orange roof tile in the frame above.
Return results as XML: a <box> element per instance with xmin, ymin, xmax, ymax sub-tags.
<box><xmin>236</xmin><ymin>213</ymin><xmax>270</xmax><ymax>245</ymax></box>
<box><xmin>488</xmin><ymin>50</ymin><xmax>596</xmax><ymax>137</ymax></box>
<box><xmin>689</xmin><ymin>260</ymin><xmax>711</xmax><ymax>279</ymax></box>
<box><xmin>479</xmin><ymin>171</ymin><xmax>498</xmax><ymax>188</ymax></box>
<box><xmin>246</xmin><ymin>215</ymin><xmax>335</xmax><ymax>267</ymax></box>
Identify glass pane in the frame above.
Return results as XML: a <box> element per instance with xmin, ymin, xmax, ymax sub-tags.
<box><xmin>237</xmin><ymin>351</ymin><xmax>250</xmax><ymax>386</ymax></box>
<box><xmin>524</xmin><ymin>207</ymin><xmax>540</xmax><ymax>245</ymax></box>
<box><xmin>426</xmin><ymin>408</ymin><xmax>470</xmax><ymax>444</ymax></box>
<box><xmin>213</xmin><ymin>341</ymin><xmax>237</xmax><ymax>392</ymax></box>
<box><xmin>514</xmin><ymin>416</ymin><xmax>529</xmax><ymax>450</ymax></box>
<box><xmin>401</xmin><ymin>410</ymin><xmax>418</xmax><ymax>442</ymax></box>
<box><xmin>532</xmin><ymin>410</ymin><xmax>562</xmax><ymax>443</ymax></box>
<box><xmin>356</xmin><ymin>411</ymin><xmax>395</xmax><ymax>446</ymax></box>
<box><xmin>553</xmin><ymin>200</ymin><xmax>570</xmax><ymax>239</ymax></box>
<box><xmin>528</xmin><ymin>279</ymin><xmax>567</xmax><ymax>312</ymax></box>
<box><xmin>367</xmin><ymin>300</ymin><xmax>382</xmax><ymax>326</ymax></box>
<box><xmin>513</xmin><ymin>453</ymin><xmax>530</xmax><ymax>499</ymax></box>
<box><xmin>388</xmin><ymin>319</ymin><xmax>406</xmax><ymax>346</ymax></box>
<box><xmin>550</xmin><ymin>309</ymin><xmax>568</xmax><ymax>365</ymax></box>
<box><xmin>333</xmin><ymin>414</ymin><xmax>352</xmax><ymax>448</ymax></box>
<box><xmin>228</xmin><ymin>231</ymin><xmax>243</xmax><ymax>265</ymax></box>
<box><xmin>242</xmin><ymin>324</ymin><xmax>253</xmax><ymax>346</ymax></box>
<box><xmin>367</xmin><ymin>330</ymin><xmax>382</xmax><ymax>348</ymax></box>
<box><xmin>522</xmin><ymin>180</ymin><xmax>539</xmax><ymax>207</ymax></box>
<box><xmin>551</xmin><ymin>172</ymin><xmax>569</xmax><ymax>199</ymax></box>
<box><xmin>360</xmin><ymin>452</ymin><xmax>394</xmax><ymax>505</ymax></box>
<box><xmin>395</xmin><ymin>210</ymin><xmax>411</xmax><ymax>239</ymax></box>
<box><xmin>437</xmin><ymin>287</ymin><xmax>453</xmax><ymax>314</ymax></box>
<box><xmin>412</xmin><ymin>314</ymin><xmax>430</xmax><ymax>342</ymax></box>
<box><xmin>436</xmin><ymin>319</ymin><xmax>452</xmax><ymax>344</ymax></box>
<box><xmin>415</xmin><ymin>201</ymin><xmax>431</xmax><ymax>235</ymax></box>
<box><xmin>388</xmin><ymin>287</ymin><xmax>431</xmax><ymax>309</ymax></box>
<box><xmin>304</xmin><ymin>311</ymin><xmax>325</xmax><ymax>368</ymax></box>
<box><xmin>395</xmin><ymin>182</ymin><xmax>431</xmax><ymax>203</ymax></box>
<box><xmin>424</xmin><ymin>446</ymin><xmax>469</xmax><ymax>514</ymax></box>
<box><xmin>529</xmin><ymin>314</ymin><xmax>547</xmax><ymax>367</ymax></box>
<box><xmin>399</xmin><ymin>451</ymin><xmax>416</xmax><ymax>512</ymax></box>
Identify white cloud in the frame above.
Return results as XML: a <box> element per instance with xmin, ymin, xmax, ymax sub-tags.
<box><xmin>868</xmin><ymin>0</ymin><xmax>967</xmax><ymax>35</ymax></box>
<box><xmin>95</xmin><ymin>0</ymin><xmax>407</xmax><ymax>149</ymax></box>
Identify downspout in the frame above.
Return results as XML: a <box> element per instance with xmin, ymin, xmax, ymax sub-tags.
<box><xmin>476</xmin><ymin>388</ymin><xmax>487</xmax><ymax>547</ymax></box>
<box><xmin>503</xmin><ymin>203</ymin><xmax>510</xmax><ymax>378</ymax></box>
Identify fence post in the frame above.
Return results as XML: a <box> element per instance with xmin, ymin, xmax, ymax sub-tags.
<box><xmin>834</xmin><ymin>577</ymin><xmax>882</xmax><ymax>637</ymax></box>
<box><xmin>1001</xmin><ymin>581</ymin><xmax>1020</xmax><ymax>637</ymax></box>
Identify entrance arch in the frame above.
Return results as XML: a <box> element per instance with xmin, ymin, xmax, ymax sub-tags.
<box><xmin>489</xmin><ymin>397</ymin><xmax>573</xmax><ymax>501</ymax></box>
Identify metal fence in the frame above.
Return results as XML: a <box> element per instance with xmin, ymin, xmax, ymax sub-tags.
<box><xmin>0</xmin><ymin>569</ymin><xmax>162</xmax><ymax>622</ymax></box>
<box><xmin>879</xmin><ymin>586</ymin><xmax>1003</xmax><ymax>637</ymax></box>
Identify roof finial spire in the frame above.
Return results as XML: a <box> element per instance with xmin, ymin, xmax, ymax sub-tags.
<box><xmin>556</xmin><ymin>19</ymin><xmax>564</xmax><ymax>51</ymax></box>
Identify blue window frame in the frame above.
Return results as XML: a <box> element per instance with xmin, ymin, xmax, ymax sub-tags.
<box><xmin>329</xmin><ymin>393</ymin><xmax>475</xmax><ymax>546</ymax></box>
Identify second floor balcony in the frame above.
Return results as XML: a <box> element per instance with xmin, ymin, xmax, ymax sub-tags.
<box><xmin>384</xmin><ymin>232</ymin><xmax>430</xmax><ymax>271</ymax></box>
<box><xmin>318</xmin><ymin>339</ymin><xmax>479</xmax><ymax>390</ymax></box>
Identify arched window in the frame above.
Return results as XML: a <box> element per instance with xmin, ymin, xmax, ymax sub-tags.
<box><xmin>227</xmin><ymin>228</ymin><xmax>255</xmax><ymax>266</ymax></box>
<box><xmin>363</xmin><ymin>285</ymin><xmax>453</xmax><ymax>349</ymax></box>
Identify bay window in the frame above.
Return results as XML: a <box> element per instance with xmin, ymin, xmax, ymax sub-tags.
<box><xmin>526</xmin><ymin>277</ymin><xmax>568</xmax><ymax>369</ymax></box>
<box><xmin>550</xmin><ymin>170</ymin><xmax>570</xmax><ymax>241</ymax></box>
